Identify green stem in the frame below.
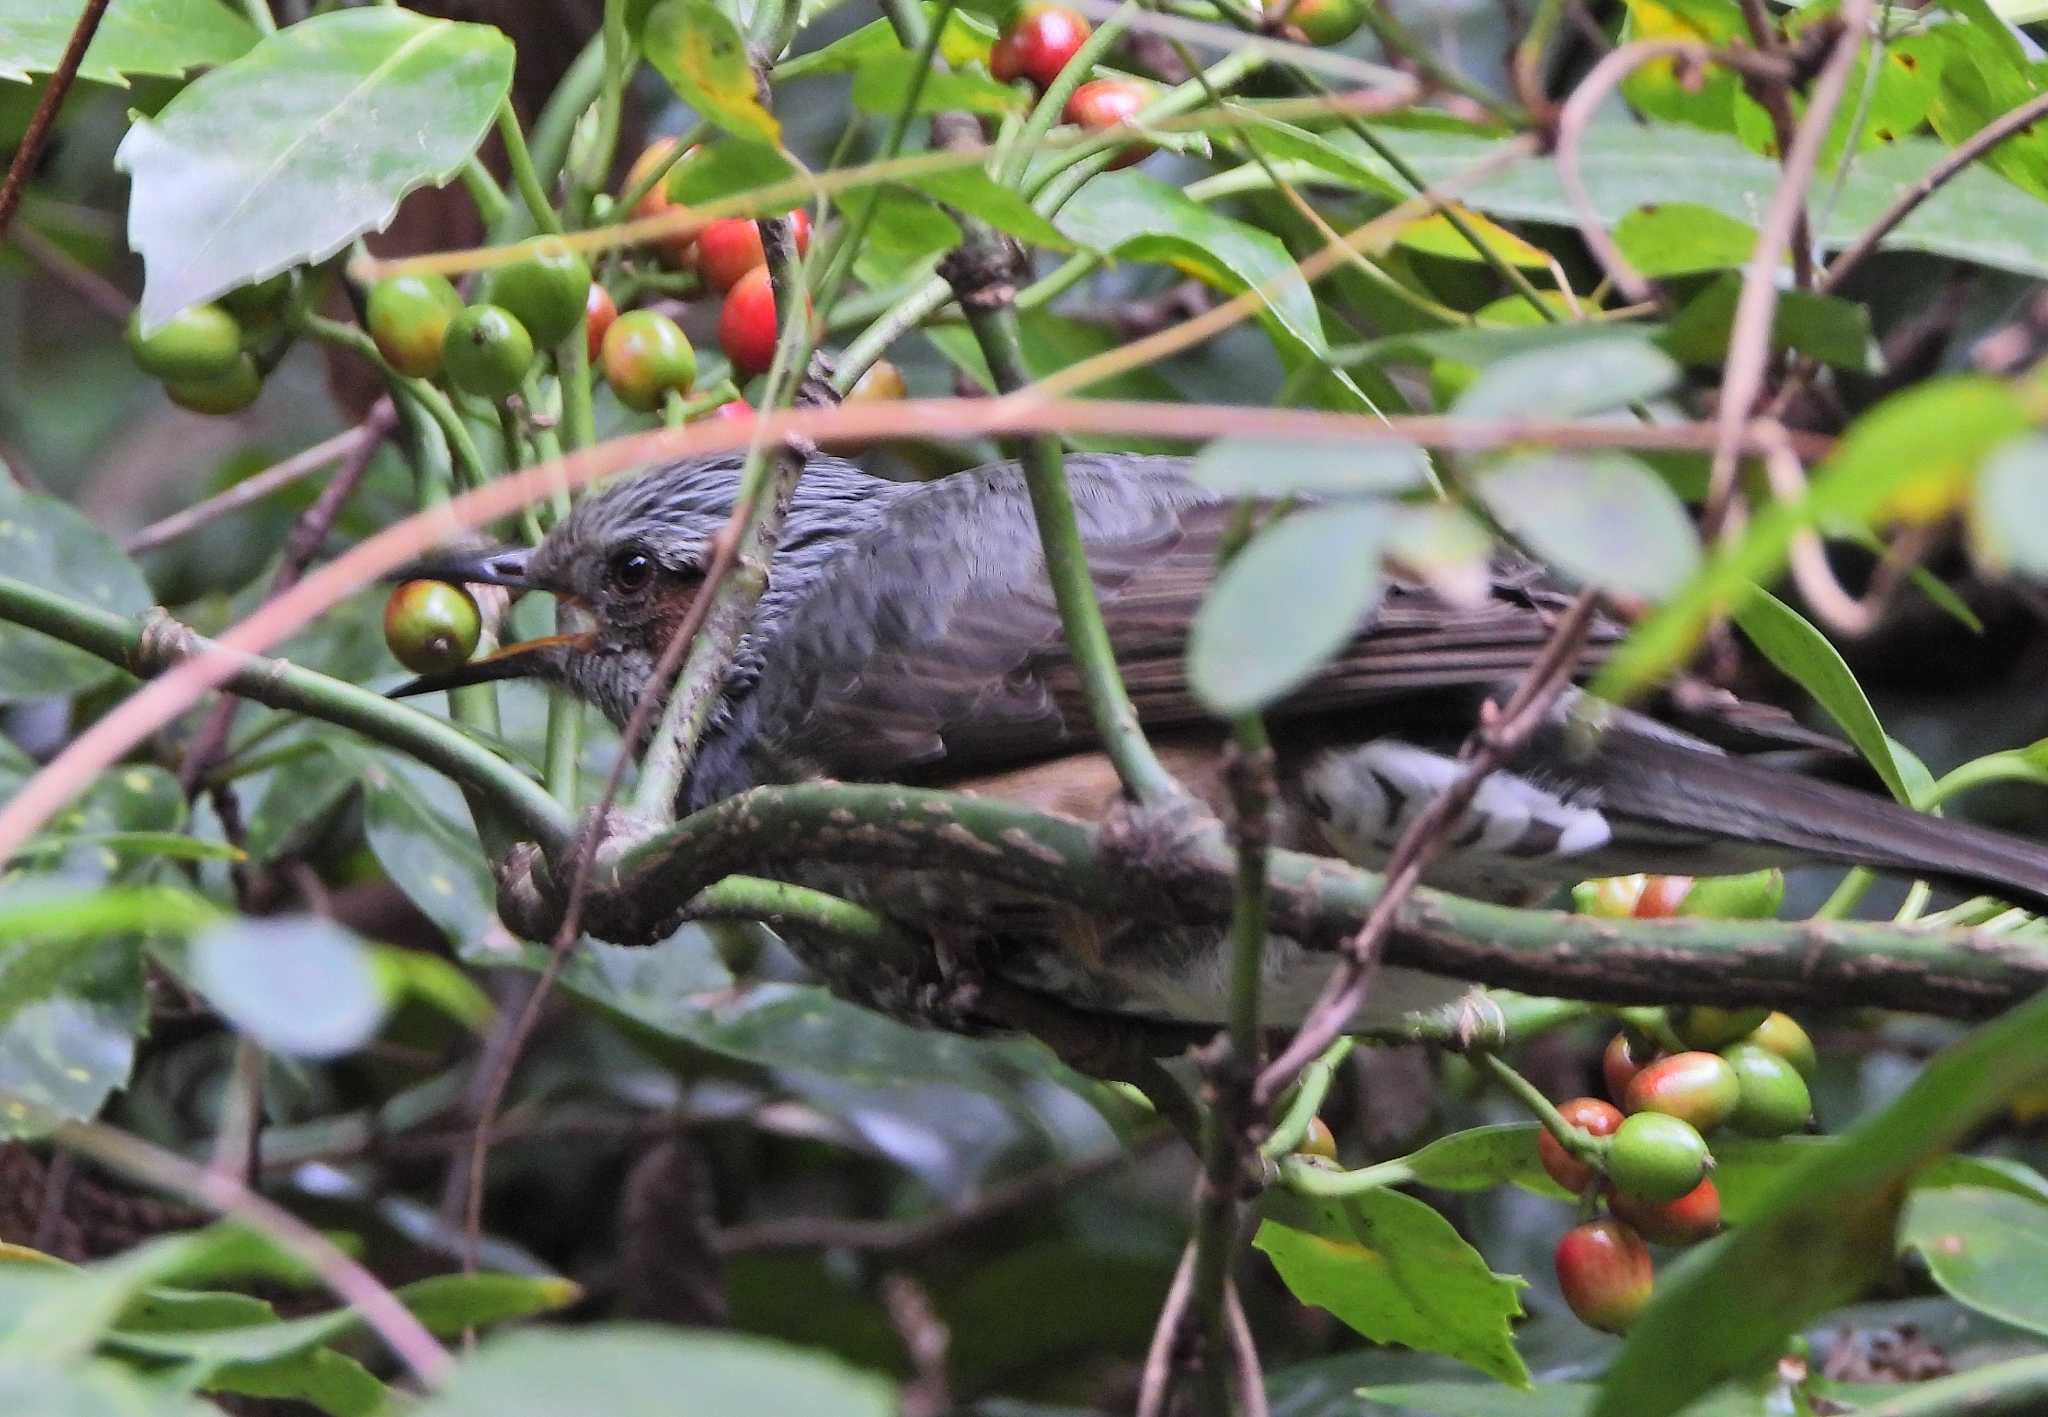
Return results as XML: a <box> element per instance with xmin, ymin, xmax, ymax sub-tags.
<box><xmin>1481</xmin><ymin>1052</ymin><xmax>1607</xmax><ymax>1167</ymax></box>
<box><xmin>1261</xmin><ymin>1041</ymin><xmax>1353</xmax><ymax>1160</ymax></box>
<box><xmin>238</xmin><ymin>0</ymin><xmax>277</xmax><ymax>34</ymax></box>
<box><xmin>1272</xmin><ymin>1150</ymin><xmax>1419</xmax><ymax>1197</ymax></box>
<box><xmin>1358</xmin><ymin>1</ymin><xmax>1522</xmax><ymax>125</ymax></box>
<box><xmin>527</xmin><ymin>36</ymin><xmax>609</xmax><ymax>224</ymax></box>
<box><xmin>496</xmin><ymin>100</ymin><xmax>564</xmax><ymax>235</ymax></box>
<box><xmin>1001</xmin><ymin>1</ymin><xmax>1138</xmax><ymax>187</ymax></box>
<box><xmin>0</xmin><ymin>574</ymin><xmax>569</xmax><ymax>856</ymax></box>
<box><xmin>568</xmin><ymin>0</ymin><xmax>635</xmax><ymax>226</ymax></box>
<box><xmin>953</xmin><ymin>269</ymin><xmax>1182</xmax><ymax>805</ymax></box>
<box><xmin>688</xmin><ymin>876</ymin><xmax>923</xmax><ymax>967</ymax></box>
<box><xmin>293</xmin><ymin>311</ymin><xmax>491</xmax><ymax>491</ymax></box>
<box><xmin>614</xmin><ymin>120</ymin><xmax>710</xmax><ymax>218</ymax></box>
<box><xmin>460</xmin><ymin>157</ymin><xmax>510</xmax><ymax>230</ymax></box>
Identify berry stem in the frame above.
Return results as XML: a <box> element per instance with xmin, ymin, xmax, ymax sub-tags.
<box><xmin>1482</xmin><ymin>1052</ymin><xmax>1611</xmax><ymax>1169</ymax></box>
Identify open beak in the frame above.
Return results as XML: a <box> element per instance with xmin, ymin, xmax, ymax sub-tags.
<box><xmin>386</xmin><ymin>545</ymin><xmax>596</xmax><ymax>698</ymax></box>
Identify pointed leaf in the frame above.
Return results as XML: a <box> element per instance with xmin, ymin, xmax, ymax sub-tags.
<box><xmin>1451</xmin><ymin>335</ymin><xmax>1679</xmax><ymax>419</ymax></box>
<box><xmin>1899</xmin><ymin>1185</ymin><xmax>2048</xmax><ymax>1338</ymax></box>
<box><xmin>117</xmin><ymin>9</ymin><xmax>515</xmax><ymax>328</ymax></box>
<box><xmin>1733</xmin><ymin>589</ymin><xmax>1910</xmax><ymax>803</ymax></box>
<box><xmin>1612</xmin><ymin>202</ymin><xmax>1759</xmax><ymax>276</ymax></box>
<box><xmin>642</xmin><ymin>0</ymin><xmax>780</xmax><ymax>145</ymax></box>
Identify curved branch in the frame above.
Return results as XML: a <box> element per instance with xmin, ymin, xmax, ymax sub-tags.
<box><xmin>592</xmin><ymin>781</ymin><xmax>2048</xmax><ymax>1019</ymax></box>
<box><xmin>0</xmin><ymin>574</ymin><xmax>573</xmax><ymax>857</ymax></box>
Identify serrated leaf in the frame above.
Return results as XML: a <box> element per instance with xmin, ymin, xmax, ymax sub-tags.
<box><xmin>1188</xmin><ymin>502</ymin><xmax>1388</xmax><ymax>717</ymax></box>
<box><xmin>413</xmin><ymin>1326</ymin><xmax>898</xmax><ymax>1416</ymax></box>
<box><xmin>1191</xmin><ymin>436</ymin><xmax>1427</xmax><ymax>498</ymax></box>
<box><xmin>1733</xmin><ymin>589</ymin><xmax>1910</xmax><ymax>802</ymax></box>
<box><xmin>1592</xmin><ymin>983</ymin><xmax>2048</xmax><ymax>1417</ymax></box>
<box><xmin>1256</xmin><ymin>1188</ymin><xmax>1530</xmax><ymax>1387</ymax></box>
<box><xmin>642</xmin><ymin>0</ymin><xmax>780</xmax><ymax>145</ymax></box>
<box><xmin>0</xmin><ymin>0</ymin><xmax>257</xmax><ymax>87</ymax></box>
<box><xmin>1478</xmin><ymin>452</ymin><xmax>1701</xmax><ymax>600</ymax></box>
<box><xmin>1899</xmin><ymin>1185</ymin><xmax>2048</xmax><ymax>1337</ymax></box>
<box><xmin>117</xmin><ymin>9</ymin><xmax>515</xmax><ymax>329</ymax></box>
<box><xmin>1971</xmin><ymin>431</ymin><xmax>2048</xmax><ymax>576</ymax></box>
<box><xmin>189</xmin><ymin>916</ymin><xmax>389</xmax><ymax>1059</ymax></box>
<box><xmin>1612</xmin><ymin>202</ymin><xmax>1759</xmax><ymax>276</ymax></box>
<box><xmin>1451</xmin><ymin>335</ymin><xmax>1679</xmax><ymax>419</ymax></box>
<box><xmin>0</xmin><ymin>481</ymin><xmax>151</xmax><ymax>701</ymax></box>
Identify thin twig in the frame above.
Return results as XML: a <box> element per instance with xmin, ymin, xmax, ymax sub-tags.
<box><xmin>125</xmin><ymin>410</ymin><xmax>390</xmax><ymax>554</ymax></box>
<box><xmin>1137</xmin><ymin>1244</ymin><xmax>1199</xmax><ymax>1417</ymax></box>
<box><xmin>1821</xmin><ymin>87</ymin><xmax>2048</xmax><ymax>294</ymax></box>
<box><xmin>1737</xmin><ymin>0</ymin><xmax>1815</xmax><ymax>288</ymax></box>
<box><xmin>1253</xmin><ymin>591</ymin><xmax>1602</xmax><ymax>1108</ymax></box>
<box><xmin>0</xmin><ymin>0</ymin><xmax>112</xmax><ymax>241</ymax></box>
<box><xmin>9</xmin><ymin>224</ymin><xmax>133</xmax><ymax>323</ymax></box>
<box><xmin>1225</xmin><ymin>1280</ymin><xmax>1271</xmax><ymax>1417</ymax></box>
<box><xmin>1762</xmin><ymin>440</ymin><xmax>1933</xmax><ymax>636</ymax></box>
<box><xmin>1703</xmin><ymin>0</ymin><xmax>1873</xmax><ymax>539</ymax></box>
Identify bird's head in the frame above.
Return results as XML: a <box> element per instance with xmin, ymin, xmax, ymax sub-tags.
<box><xmin>390</xmin><ymin>458</ymin><xmax>747</xmax><ymax>724</ymax></box>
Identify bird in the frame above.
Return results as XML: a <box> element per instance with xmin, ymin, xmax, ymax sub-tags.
<box><xmin>395</xmin><ymin>451</ymin><xmax>2048</xmax><ymax>1031</ymax></box>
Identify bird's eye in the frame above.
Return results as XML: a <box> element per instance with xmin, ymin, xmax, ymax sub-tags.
<box><xmin>606</xmin><ymin>549</ymin><xmax>656</xmax><ymax>595</ymax></box>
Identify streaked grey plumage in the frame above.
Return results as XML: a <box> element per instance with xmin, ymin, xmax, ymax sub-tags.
<box><xmin>421</xmin><ymin>453</ymin><xmax>2048</xmax><ymax>1026</ymax></box>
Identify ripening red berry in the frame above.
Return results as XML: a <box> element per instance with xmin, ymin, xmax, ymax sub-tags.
<box><xmin>1634</xmin><ymin>875</ymin><xmax>1694</xmax><ymax>917</ymax></box>
<box><xmin>719</xmin><ymin>264</ymin><xmax>810</xmax><ymax>378</ymax></box>
<box><xmin>707</xmin><ymin>399</ymin><xmax>754</xmax><ymax>423</ymax></box>
<box><xmin>695</xmin><ymin>211</ymin><xmax>813</xmax><ymax>294</ymax></box>
<box><xmin>625</xmin><ymin>138</ymin><xmax>699</xmax><ymax>265</ymax></box>
<box><xmin>584</xmin><ymin>282</ymin><xmax>618</xmax><ymax>363</ymax></box>
<box><xmin>1296</xmin><ymin>1116</ymin><xmax>1338</xmax><ymax>1162</ymax></box>
<box><xmin>990</xmin><ymin>5</ymin><xmax>1092</xmax><ymax>90</ymax></box>
<box><xmin>1537</xmin><ymin>1096</ymin><xmax>1621</xmax><ymax>1194</ymax></box>
<box><xmin>846</xmin><ymin>358</ymin><xmax>908</xmax><ymax>403</ymax></box>
<box><xmin>1610</xmin><ymin>1177</ymin><xmax>1721</xmax><ymax>1246</ymax></box>
<box><xmin>1555</xmin><ymin>1219</ymin><xmax>1654</xmax><ymax>1334</ymax></box>
<box><xmin>1624</xmin><ymin>1051</ymin><xmax>1741</xmax><ymax>1133</ymax></box>
<box><xmin>1064</xmin><ymin>78</ymin><xmax>1153</xmax><ymax>169</ymax></box>
<box><xmin>384</xmin><ymin>580</ymin><xmax>482</xmax><ymax>675</ymax></box>
<box><xmin>1745</xmin><ymin>1011</ymin><xmax>1817</xmax><ymax>1080</ymax></box>
<box><xmin>601</xmin><ymin>310</ymin><xmax>697</xmax><ymax>412</ymax></box>
<box><xmin>1262</xmin><ymin>0</ymin><xmax>1366</xmax><ymax>46</ymax></box>
<box><xmin>1602</xmin><ymin>1032</ymin><xmax>1655</xmax><ymax>1106</ymax></box>
<box><xmin>366</xmin><ymin>275</ymin><xmax>462</xmax><ymax>379</ymax></box>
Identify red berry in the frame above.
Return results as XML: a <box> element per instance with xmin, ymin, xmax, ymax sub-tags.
<box><xmin>625</xmin><ymin>138</ymin><xmax>699</xmax><ymax>265</ymax></box>
<box><xmin>1634</xmin><ymin>875</ymin><xmax>1695</xmax><ymax>917</ymax></box>
<box><xmin>990</xmin><ymin>5</ymin><xmax>1092</xmax><ymax>90</ymax></box>
<box><xmin>719</xmin><ymin>264</ymin><xmax>809</xmax><ymax>378</ymax></box>
<box><xmin>707</xmin><ymin>400</ymin><xmax>754</xmax><ymax>423</ymax></box>
<box><xmin>1296</xmin><ymin>1116</ymin><xmax>1338</xmax><ymax>1162</ymax></box>
<box><xmin>1555</xmin><ymin>1219</ymin><xmax>1654</xmax><ymax>1334</ymax></box>
<box><xmin>1603</xmin><ymin>1032</ymin><xmax>1655</xmax><ymax>1106</ymax></box>
<box><xmin>1064</xmin><ymin>78</ymin><xmax>1153</xmax><ymax>169</ymax></box>
<box><xmin>1537</xmin><ymin>1097</ymin><xmax>1621</xmax><ymax>1194</ymax></box>
<box><xmin>584</xmin><ymin>282</ymin><xmax>618</xmax><ymax>363</ymax></box>
<box><xmin>694</xmin><ymin>210</ymin><xmax>813</xmax><ymax>294</ymax></box>
<box><xmin>1610</xmin><ymin>1177</ymin><xmax>1721</xmax><ymax>1246</ymax></box>
<box><xmin>1624</xmin><ymin>1051</ymin><xmax>1741</xmax><ymax>1133</ymax></box>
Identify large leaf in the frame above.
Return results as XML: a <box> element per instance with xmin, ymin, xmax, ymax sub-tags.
<box><xmin>1450</xmin><ymin>335</ymin><xmax>1680</xmax><ymax>419</ymax></box>
<box><xmin>1592</xmin><ymin>984</ymin><xmax>2048</xmax><ymax>1417</ymax></box>
<box><xmin>1662</xmin><ymin>273</ymin><xmax>1878</xmax><ymax>373</ymax></box>
<box><xmin>1611</xmin><ymin>202</ymin><xmax>1758</xmax><ymax>277</ymax></box>
<box><xmin>342</xmin><ymin>745</ymin><xmax>498</xmax><ymax>953</ymax></box>
<box><xmin>188</xmin><ymin>916</ymin><xmax>389</xmax><ymax>1059</ymax></box>
<box><xmin>642</xmin><ymin>0</ymin><xmax>780</xmax><ymax>145</ymax></box>
<box><xmin>116</xmin><ymin>8</ymin><xmax>515</xmax><ymax>328</ymax></box>
<box><xmin>1191</xmin><ymin>436</ymin><xmax>1427</xmax><ymax>499</ymax></box>
<box><xmin>1972</xmin><ymin>431</ymin><xmax>2048</xmax><ymax>577</ymax></box>
<box><xmin>413</xmin><ymin>1325</ymin><xmax>897</xmax><ymax>1416</ymax></box>
<box><xmin>1255</xmin><ymin>1188</ymin><xmax>1530</xmax><ymax>1387</ymax></box>
<box><xmin>1187</xmin><ymin>501</ymin><xmax>1389</xmax><ymax>717</ymax></box>
<box><xmin>1898</xmin><ymin>1185</ymin><xmax>2048</xmax><ymax>1338</ymax></box>
<box><xmin>1477</xmin><ymin>452</ymin><xmax>1701</xmax><ymax>601</ymax></box>
<box><xmin>0</xmin><ymin>481</ymin><xmax>151</xmax><ymax>701</ymax></box>
<box><xmin>1732</xmin><ymin>589</ymin><xmax>1911</xmax><ymax>803</ymax></box>
<box><xmin>0</xmin><ymin>0</ymin><xmax>257</xmax><ymax>86</ymax></box>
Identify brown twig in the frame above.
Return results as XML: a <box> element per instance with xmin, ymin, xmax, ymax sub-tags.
<box><xmin>9</xmin><ymin>224</ymin><xmax>134</xmax><ymax>323</ymax></box>
<box><xmin>1703</xmin><ymin>0</ymin><xmax>1873</xmax><ymax>540</ymax></box>
<box><xmin>1137</xmin><ymin>1244</ymin><xmax>1199</xmax><ymax>1417</ymax></box>
<box><xmin>1253</xmin><ymin>590</ymin><xmax>1603</xmax><ymax>1108</ymax></box>
<box><xmin>1737</xmin><ymin>0</ymin><xmax>1815</xmax><ymax>289</ymax></box>
<box><xmin>1763</xmin><ymin>440</ymin><xmax>1934</xmax><ymax>637</ymax></box>
<box><xmin>125</xmin><ymin>410</ymin><xmax>391</xmax><ymax>554</ymax></box>
<box><xmin>0</xmin><ymin>0</ymin><xmax>111</xmax><ymax>241</ymax></box>
<box><xmin>1821</xmin><ymin>88</ymin><xmax>2048</xmax><ymax>295</ymax></box>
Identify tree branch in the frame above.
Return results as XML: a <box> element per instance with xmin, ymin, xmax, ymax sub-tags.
<box><xmin>0</xmin><ymin>0</ymin><xmax>111</xmax><ymax>242</ymax></box>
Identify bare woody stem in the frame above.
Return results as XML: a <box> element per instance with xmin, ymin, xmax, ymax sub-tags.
<box><xmin>0</xmin><ymin>572</ymin><xmax>572</xmax><ymax>857</ymax></box>
<box><xmin>942</xmin><ymin>226</ymin><xmax>1185</xmax><ymax>806</ymax></box>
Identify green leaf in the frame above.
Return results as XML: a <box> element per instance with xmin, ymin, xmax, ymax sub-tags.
<box><xmin>1592</xmin><ymin>983</ymin><xmax>2048</xmax><ymax>1417</ymax></box>
<box><xmin>851</xmin><ymin>49</ymin><xmax>1025</xmax><ymax>117</ymax></box>
<box><xmin>1361</xmin><ymin>1383</ymin><xmax>1595</xmax><ymax>1416</ymax></box>
<box><xmin>1661</xmin><ymin>272</ymin><xmax>1878</xmax><ymax>373</ymax></box>
<box><xmin>1055</xmin><ymin>169</ymin><xmax>1333</xmax><ymax>360</ymax></box>
<box><xmin>1707</xmin><ymin>1139</ymin><xmax>2048</xmax><ymax>1226</ymax></box>
<box><xmin>12</xmin><ymin>831</ymin><xmax>242</xmax><ymax>865</ymax></box>
<box><xmin>1477</xmin><ymin>452</ymin><xmax>1702</xmax><ymax>600</ymax></box>
<box><xmin>1255</xmin><ymin>1188</ymin><xmax>1530</xmax><ymax>1387</ymax></box>
<box><xmin>896</xmin><ymin>167</ymin><xmax>1076</xmax><ymax>251</ymax></box>
<box><xmin>664</xmin><ymin>139</ymin><xmax>799</xmax><ymax>207</ymax></box>
<box><xmin>393</xmin><ymin>1272</ymin><xmax>582</xmax><ymax>1336</ymax></box>
<box><xmin>345</xmin><ymin>745</ymin><xmax>498</xmax><ymax>953</ymax></box>
<box><xmin>0</xmin><ymin>886</ymin><xmax>218</xmax><ymax>946</ymax></box>
<box><xmin>775</xmin><ymin>8</ymin><xmax>994</xmax><ymax>80</ymax></box>
<box><xmin>412</xmin><ymin>1325</ymin><xmax>898</xmax><ymax>1416</ymax></box>
<box><xmin>0</xmin><ymin>1226</ymin><xmax>256</xmax><ymax>1361</ymax></box>
<box><xmin>1612</xmin><ymin>202</ymin><xmax>1759</xmax><ymax>277</ymax></box>
<box><xmin>1898</xmin><ymin>1185</ymin><xmax>2048</xmax><ymax>1337</ymax></box>
<box><xmin>1187</xmin><ymin>502</ymin><xmax>1389</xmax><ymax>717</ymax></box>
<box><xmin>1733</xmin><ymin>589</ymin><xmax>1910</xmax><ymax>802</ymax></box>
<box><xmin>0</xmin><ymin>0</ymin><xmax>257</xmax><ymax>86</ymax></box>
<box><xmin>0</xmin><ymin>892</ymin><xmax>145</xmax><ymax>1138</ymax></box>
<box><xmin>0</xmin><ymin>481</ymin><xmax>151</xmax><ymax>701</ymax></box>
<box><xmin>1449</xmin><ymin>335</ymin><xmax>1679</xmax><ymax>418</ymax></box>
<box><xmin>642</xmin><ymin>0</ymin><xmax>780</xmax><ymax>144</ymax></box>
<box><xmin>1593</xmin><ymin>375</ymin><xmax>2031</xmax><ymax>702</ymax></box>
<box><xmin>1347</xmin><ymin>320</ymin><xmax>1669</xmax><ymax>375</ymax></box>
<box><xmin>0</xmin><ymin>1357</ymin><xmax>218</xmax><ymax>1417</ymax></box>
<box><xmin>1392</xmin><ymin>1123</ymin><xmax>1559</xmax><ymax>1194</ymax></box>
<box><xmin>116</xmin><ymin>8</ymin><xmax>515</xmax><ymax>329</ymax></box>
<box><xmin>1191</xmin><ymin>436</ymin><xmax>1427</xmax><ymax>498</ymax></box>
<box><xmin>1971</xmin><ymin>431</ymin><xmax>2048</xmax><ymax>576</ymax></box>
<box><xmin>189</xmin><ymin>916</ymin><xmax>390</xmax><ymax>1059</ymax></box>
<box><xmin>375</xmin><ymin>948</ymin><xmax>494</xmax><ymax>1033</ymax></box>
<box><xmin>202</xmin><ymin>1348</ymin><xmax>389</xmax><ymax>1417</ymax></box>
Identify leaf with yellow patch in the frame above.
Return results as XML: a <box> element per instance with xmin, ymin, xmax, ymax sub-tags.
<box><xmin>642</xmin><ymin>0</ymin><xmax>780</xmax><ymax>145</ymax></box>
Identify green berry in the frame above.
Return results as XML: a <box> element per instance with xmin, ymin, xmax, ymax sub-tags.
<box><xmin>601</xmin><ymin>309</ymin><xmax>697</xmax><ymax>412</ymax></box>
<box><xmin>128</xmin><ymin>303</ymin><xmax>243</xmax><ymax>381</ymax></box>
<box><xmin>1722</xmin><ymin>1043</ymin><xmax>1813</xmax><ymax>1137</ymax></box>
<box><xmin>441</xmin><ymin>304</ymin><xmax>535</xmax><ymax>399</ymax></box>
<box><xmin>383</xmin><ymin>580</ymin><xmax>482</xmax><ymax>675</ymax></box>
<box><xmin>164</xmin><ymin>353</ymin><xmax>262</xmax><ymax>415</ymax></box>
<box><xmin>1745</xmin><ymin>1012</ymin><xmax>1817</xmax><ymax>1080</ymax></box>
<box><xmin>1607</xmin><ymin>1112</ymin><xmax>1709</xmax><ymax>1204</ymax></box>
<box><xmin>481</xmin><ymin>240</ymin><xmax>592</xmax><ymax>348</ymax></box>
<box><xmin>219</xmin><ymin>271</ymin><xmax>292</xmax><ymax>324</ymax></box>
<box><xmin>366</xmin><ymin>274</ymin><xmax>463</xmax><ymax>378</ymax></box>
<box><xmin>1671</xmin><ymin>1006</ymin><xmax>1773</xmax><ymax>1051</ymax></box>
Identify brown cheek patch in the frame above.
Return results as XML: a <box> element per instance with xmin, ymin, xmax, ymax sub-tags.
<box><xmin>642</xmin><ymin>580</ymin><xmax>704</xmax><ymax>653</ymax></box>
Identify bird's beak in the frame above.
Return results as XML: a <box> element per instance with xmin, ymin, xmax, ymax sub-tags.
<box><xmin>386</xmin><ymin>544</ymin><xmax>597</xmax><ymax>698</ymax></box>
